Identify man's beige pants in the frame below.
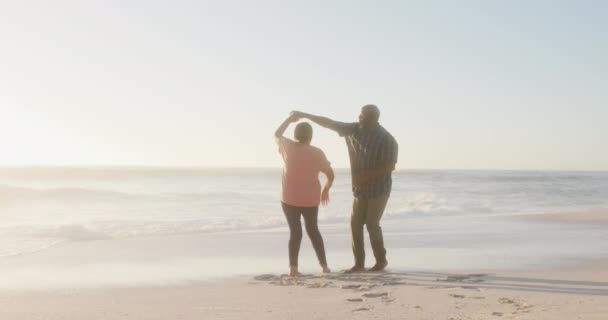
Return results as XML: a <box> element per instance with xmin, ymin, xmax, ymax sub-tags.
<box><xmin>351</xmin><ymin>194</ymin><xmax>389</xmax><ymax>267</ymax></box>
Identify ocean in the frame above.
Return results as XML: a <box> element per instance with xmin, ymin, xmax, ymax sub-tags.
<box><xmin>1</xmin><ymin>167</ymin><xmax>607</xmax><ymax>288</ymax></box>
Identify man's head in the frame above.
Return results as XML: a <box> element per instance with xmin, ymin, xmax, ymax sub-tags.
<box><xmin>358</xmin><ymin>104</ymin><xmax>380</xmax><ymax>128</ymax></box>
<box><xmin>294</xmin><ymin>122</ymin><xmax>313</xmax><ymax>144</ymax></box>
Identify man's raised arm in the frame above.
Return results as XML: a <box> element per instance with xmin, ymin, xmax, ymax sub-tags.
<box><xmin>290</xmin><ymin>111</ymin><xmax>354</xmax><ymax>135</ymax></box>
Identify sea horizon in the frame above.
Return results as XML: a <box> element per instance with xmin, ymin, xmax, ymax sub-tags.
<box><xmin>1</xmin><ymin>165</ymin><xmax>607</xmax><ymax>173</ymax></box>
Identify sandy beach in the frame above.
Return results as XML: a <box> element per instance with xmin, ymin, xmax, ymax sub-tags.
<box><xmin>1</xmin><ymin>259</ymin><xmax>607</xmax><ymax>320</ymax></box>
<box><xmin>0</xmin><ymin>210</ymin><xmax>607</xmax><ymax>319</ymax></box>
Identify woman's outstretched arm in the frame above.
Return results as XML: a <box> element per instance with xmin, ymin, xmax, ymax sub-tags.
<box><xmin>274</xmin><ymin>114</ymin><xmax>298</xmax><ymax>138</ymax></box>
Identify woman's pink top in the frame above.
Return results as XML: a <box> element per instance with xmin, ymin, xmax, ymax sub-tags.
<box><xmin>277</xmin><ymin>137</ymin><xmax>331</xmax><ymax>207</ymax></box>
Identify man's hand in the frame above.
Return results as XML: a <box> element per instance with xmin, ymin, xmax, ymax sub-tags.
<box><xmin>352</xmin><ymin>173</ymin><xmax>370</xmax><ymax>188</ymax></box>
<box><xmin>352</xmin><ymin>163</ymin><xmax>395</xmax><ymax>187</ymax></box>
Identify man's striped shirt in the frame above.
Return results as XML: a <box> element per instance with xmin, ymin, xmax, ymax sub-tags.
<box><xmin>332</xmin><ymin>122</ymin><xmax>398</xmax><ymax>198</ymax></box>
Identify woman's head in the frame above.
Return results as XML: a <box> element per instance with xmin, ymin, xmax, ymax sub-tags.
<box><xmin>294</xmin><ymin>122</ymin><xmax>313</xmax><ymax>144</ymax></box>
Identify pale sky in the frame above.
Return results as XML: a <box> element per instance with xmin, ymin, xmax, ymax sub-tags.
<box><xmin>1</xmin><ymin>0</ymin><xmax>607</xmax><ymax>170</ymax></box>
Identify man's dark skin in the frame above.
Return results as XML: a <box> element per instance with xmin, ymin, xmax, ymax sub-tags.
<box><xmin>290</xmin><ymin>105</ymin><xmax>396</xmax><ymax>272</ymax></box>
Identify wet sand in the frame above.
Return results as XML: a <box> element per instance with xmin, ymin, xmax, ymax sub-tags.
<box><xmin>1</xmin><ymin>260</ymin><xmax>607</xmax><ymax>320</ymax></box>
<box><xmin>520</xmin><ymin>209</ymin><xmax>608</xmax><ymax>224</ymax></box>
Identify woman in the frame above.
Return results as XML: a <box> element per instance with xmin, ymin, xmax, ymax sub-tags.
<box><xmin>275</xmin><ymin>113</ymin><xmax>334</xmax><ymax>277</ymax></box>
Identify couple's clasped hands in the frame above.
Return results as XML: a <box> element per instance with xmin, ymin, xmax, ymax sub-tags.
<box><xmin>288</xmin><ymin>111</ymin><xmax>306</xmax><ymax>123</ymax></box>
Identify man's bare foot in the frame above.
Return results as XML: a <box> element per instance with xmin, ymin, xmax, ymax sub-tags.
<box><xmin>344</xmin><ymin>265</ymin><xmax>365</xmax><ymax>274</ymax></box>
<box><xmin>368</xmin><ymin>260</ymin><xmax>388</xmax><ymax>272</ymax></box>
<box><xmin>321</xmin><ymin>265</ymin><xmax>331</xmax><ymax>273</ymax></box>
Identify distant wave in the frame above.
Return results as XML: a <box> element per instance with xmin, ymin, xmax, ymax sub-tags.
<box><xmin>89</xmin><ymin>218</ymin><xmax>287</xmax><ymax>238</ymax></box>
<box><xmin>0</xmin><ymin>225</ymin><xmax>111</xmax><ymax>258</ymax></box>
<box><xmin>0</xmin><ymin>219</ymin><xmax>287</xmax><ymax>258</ymax></box>
<box><xmin>0</xmin><ymin>239</ymin><xmax>63</xmax><ymax>258</ymax></box>
<box><xmin>2</xmin><ymin>224</ymin><xmax>111</xmax><ymax>241</ymax></box>
<box><xmin>171</xmin><ymin>191</ymin><xmax>277</xmax><ymax>202</ymax></box>
<box><xmin>0</xmin><ymin>218</ymin><xmax>287</xmax><ymax>244</ymax></box>
<box><xmin>0</xmin><ymin>185</ymin><xmax>277</xmax><ymax>203</ymax></box>
<box><xmin>0</xmin><ymin>185</ymin><xmax>149</xmax><ymax>202</ymax></box>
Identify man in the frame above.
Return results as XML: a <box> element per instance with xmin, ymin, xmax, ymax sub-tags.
<box><xmin>291</xmin><ymin>105</ymin><xmax>398</xmax><ymax>273</ymax></box>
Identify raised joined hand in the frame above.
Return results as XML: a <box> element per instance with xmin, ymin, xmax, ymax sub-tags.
<box><xmin>287</xmin><ymin>113</ymin><xmax>300</xmax><ymax>122</ymax></box>
<box><xmin>290</xmin><ymin>111</ymin><xmax>305</xmax><ymax>120</ymax></box>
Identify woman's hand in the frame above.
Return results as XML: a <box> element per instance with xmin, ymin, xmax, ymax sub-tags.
<box><xmin>321</xmin><ymin>186</ymin><xmax>330</xmax><ymax>206</ymax></box>
<box><xmin>275</xmin><ymin>113</ymin><xmax>300</xmax><ymax>138</ymax></box>
<box><xmin>290</xmin><ymin>111</ymin><xmax>306</xmax><ymax>120</ymax></box>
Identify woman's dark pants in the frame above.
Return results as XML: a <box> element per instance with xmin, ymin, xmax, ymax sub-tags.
<box><xmin>281</xmin><ymin>202</ymin><xmax>328</xmax><ymax>267</ymax></box>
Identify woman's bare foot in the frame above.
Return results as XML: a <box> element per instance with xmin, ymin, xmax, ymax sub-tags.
<box><xmin>321</xmin><ymin>265</ymin><xmax>331</xmax><ymax>273</ymax></box>
<box><xmin>288</xmin><ymin>266</ymin><xmax>300</xmax><ymax>277</ymax></box>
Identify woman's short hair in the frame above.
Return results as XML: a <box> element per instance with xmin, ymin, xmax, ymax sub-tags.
<box><xmin>294</xmin><ymin>122</ymin><xmax>313</xmax><ymax>143</ymax></box>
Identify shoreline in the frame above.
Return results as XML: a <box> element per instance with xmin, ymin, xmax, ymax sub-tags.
<box><xmin>1</xmin><ymin>208</ymin><xmax>606</xmax><ymax>318</ymax></box>
<box><xmin>1</xmin><ymin>208</ymin><xmax>606</xmax><ymax>290</ymax></box>
<box><xmin>518</xmin><ymin>209</ymin><xmax>608</xmax><ymax>224</ymax></box>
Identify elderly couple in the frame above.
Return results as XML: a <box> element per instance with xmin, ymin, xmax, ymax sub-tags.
<box><xmin>274</xmin><ymin>105</ymin><xmax>398</xmax><ymax>276</ymax></box>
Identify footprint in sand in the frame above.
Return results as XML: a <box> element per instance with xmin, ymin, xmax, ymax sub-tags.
<box><xmin>347</xmin><ymin>298</ymin><xmax>363</xmax><ymax>302</ymax></box>
<box><xmin>360</xmin><ymin>284</ymin><xmax>379</xmax><ymax>291</ymax></box>
<box><xmin>442</xmin><ymin>275</ymin><xmax>486</xmax><ymax>283</ymax></box>
<box><xmin>499</xmin><ymin>298</ymin><xmax>515</xmax><ymax>304</ymax></box>
<box><xmin>449</xmin><ymin>294</ymin><xmax>466</xmax><ymax>299</ymax></box>
<box><xmin>352</xmin><ymin>307</ymin><xmax>370</xmax><ymax>312</ymax></box>
<box><xmin>254</xmin><ymin>274</ymin><xmax>280</xmax><ymax>281</ymax></box>
<box><xmin>492</xmin><ymin>312</ymin><xmax>503</xmax><ymax>317</ymax></box>
<box><xmin>362</xmin><ymin>292</ymin><xmax>389</xmax><ymax>298</ymax></box>
<box><xmin>306</xmin><ymin>282</ymin><xmax>333</xmax><ymax>289</ymax></box>
<box><xmin>342</xmin><ymin>284</ymin><xmax>361</xmax><ymax>290</ymax></box>
<box><xmin>382</xmin><ymin>297</ymin><xmax>396</xmax><ymax>303</ymax></box>
<box><xmin>499</xmin><ymin>297</ymin><xmax>534</xmax><ymax>314</ymax></box>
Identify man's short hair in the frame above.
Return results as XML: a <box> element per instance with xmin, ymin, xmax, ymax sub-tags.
<box><xmin>294</xmin><ymin>122</ymin><xmax>313</xmax><ymax>143</ymax></box>
<box><xmin>362</xmin><ymin>104</ymin><xmax>380</xmax><ymax>121</ymax></box>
